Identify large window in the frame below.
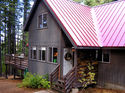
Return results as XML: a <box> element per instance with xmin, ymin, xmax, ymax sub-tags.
<box><xmin>33</xmin><ymin>47</ymin><xmax>37</xmax><ymax>59</ymax></box>
<box><xmin>38</xmin><ymin>13</ymin><xmax>47</xmax><ymax>28</ymax></box>
<box><xmin>49</xmin><ymin>48</ymin><xmax>58</xmax><ymax>63</ymax></box>
<box><xmin>38</xmin><ymin>47</ymin><xmax>46</xmax><ymax>61</ymax></box>
<box><xmin>97</xmin><ymin>50</ymin><xmax>110</xmax><ymax>63</ymax></box>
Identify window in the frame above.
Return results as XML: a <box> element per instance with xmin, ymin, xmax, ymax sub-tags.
<box><xmin>97</xmin><ymin>50</ymin><xmax>110</xmax><ymax>63</ymax></box>
<box><xmin>102</xmin><ymin>51</ymin><xmax>110</xmax><ymax>63</ymax></box>
<box><xmin>49</xmin><ymin>48</ymin><xmax>58</xmax><ymax>63</ymax></box>
<box><xmin>39</xmin><ymin>47</ymin><xmax>46</xmax><ymax>61</ymax></box>
<box><xmin>38</xmin><ymin>13</ymin><xmax>47</xmax><ymax>28</ymax></box>
<box><xmin>33</xmin><ymin>47</ymin><xmax>37</xmax><ymax>59</ymax></box>
<box><xmin>97</xmin><ymin>50</ymin><xmax>102</xmax><ymax>62</ymax></box>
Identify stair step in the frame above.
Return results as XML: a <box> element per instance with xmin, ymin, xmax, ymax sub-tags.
<box><xmin>52</xmin><ymin>86</ymin><xmax>65</xmax><ymax>93</ymax></box>
<box><xmin>58</xmin><ymin>79</ymin><xmax>64</xmax><ymax>85</ymax></box>
<box><xmin>54</xmin><ymin>83</ymin><xmax>65</xmax><ymax>89</ymax></box>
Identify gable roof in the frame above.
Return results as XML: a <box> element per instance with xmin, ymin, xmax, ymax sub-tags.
<box><xmin>24</xmin><ymin>0</ymin><xmax>125</xmax><ymax>48</ymax></box>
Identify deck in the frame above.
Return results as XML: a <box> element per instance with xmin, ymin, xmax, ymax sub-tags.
<box><xmin>5</xmin><ymin>54</ymin><xmax>28</xmax><ymax>78</ymax></box>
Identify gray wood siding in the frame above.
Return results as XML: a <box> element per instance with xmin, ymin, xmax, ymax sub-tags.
<box><xmin>98</xmin><ymin>50</ymin><xmax>125</xmax><ymax>90</ymax></box>
<box><xmin>28</xmin><ymin>1</ymin><xmax>66</xmax><ymax>75</ymax></box>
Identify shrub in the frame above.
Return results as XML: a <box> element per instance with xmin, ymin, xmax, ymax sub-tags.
<box><xmin>18</xmin><ymin>72</ymin><xmax>50</xmax><ymax>89</ymax></box>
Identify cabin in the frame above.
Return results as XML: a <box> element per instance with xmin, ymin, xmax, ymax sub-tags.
<box><xmin>24</xmin><ymin>0</ymin><xmax>125</xmax><ymax>92</ymax></box>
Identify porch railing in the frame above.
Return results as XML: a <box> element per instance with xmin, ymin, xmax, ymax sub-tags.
<box><xmin>50</xmin><ymin>64</ymin><xmax>60</xmax><ymax>87</ymax></box>
<box><xmin>63</xmin><ymin>66</ymin><xmax>77</xmax><ymax>93</ymax></box>
<box><xmin>5</xmin><ymin>54</ymin><xmax>28</xmax><ymax>70</ymax></box>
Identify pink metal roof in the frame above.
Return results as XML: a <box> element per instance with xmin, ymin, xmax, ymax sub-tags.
<box><xmin>93</xmin><ymin>0</ymin><xmax>125</xmax><ymax>47</ymax></box>
<box><xmin>45</xmin><ymin>0</ymin><xmax>125</xmax><ymax>47</ymax></box>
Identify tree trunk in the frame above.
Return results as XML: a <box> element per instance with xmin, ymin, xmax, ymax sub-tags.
<box><xmin>0</xmin><ymin>10</ymin><xmax>2</xmax><ymax>76</ymax></box>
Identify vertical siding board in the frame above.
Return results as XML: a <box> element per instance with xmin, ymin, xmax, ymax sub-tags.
<box><xmin>98</xmin><ymin>50</ymin><xmax>125</xmax><ymax>89</ymax></box>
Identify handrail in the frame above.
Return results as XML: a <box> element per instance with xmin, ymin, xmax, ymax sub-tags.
<box><xmin>50</xmin><ymin>64</ymin><xmax>60</xmax><ymax>87</ymax></box>
<box><xmin>63</xmin><ymin>66</ymin><xmax>77</xmax><ymax>93</ymax></box>
<box><xmin>63</xmin><ymin>66</ymin><xmax>76</xmax><ymax>79</ymax></box>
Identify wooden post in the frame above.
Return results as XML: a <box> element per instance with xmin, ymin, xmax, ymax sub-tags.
<box><xmin>50</xmin><ymin>74</ymin><xmax>52</xmax><ymax>88</ymax></box>
<box><xmin>58</xmin><ymin>65</ymin><xmax>60</xmax><ymax>80</ymax></box>
<box><xmin>13</xmin><ymin>67</ymin><xmax>16</xmax><ymax>79</ymax></box>
<box><xmin>5</xmin><ymin>64</ymin><xmax>8</xmax><ymax>79</ymax></box>
<box><xmin>21</xmin><ymin>70</ymin><xmax>24</xmax><ymax>79</ymax></box>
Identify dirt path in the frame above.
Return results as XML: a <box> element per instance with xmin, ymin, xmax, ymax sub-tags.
<box><xmin>0</xmin><ymin>76</ymin><xmax>43</xmax><ymax>93</ymax></box>
<box><xmin>79</xmin><ymin>88</ymin><xmax>125</xmax><ymax>93</ymax></box>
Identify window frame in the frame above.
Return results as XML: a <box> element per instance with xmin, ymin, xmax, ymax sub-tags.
<box><xmin>97</xmin><ymin>50</ymin><xmax>110</xmax><ymax>63</ymax></box>
<box><xmin>37</xmin><ymin>12</ymin><xmax>48</xmax><ymax>29</ymax></box>
<box><xmin>102</xmin><ymin>50</ymin><xmax>110</xmax><ymax>63</ymax></box>
<box><xmin>49</xmin><ymin>47</ymin><xmax>58</xmax><ymax>64</ymax></box>
<box><xmin>38</xmin><ymin>47</ymin><xmax>46</xmax><ymax>62</ymax></box>
<box><xmin>32</xmin><ymin>46</ymin><xmax>37</xmax><ymax>60</ymax></box>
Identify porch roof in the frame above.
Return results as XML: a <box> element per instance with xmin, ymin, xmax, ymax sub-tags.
<box><xmin>24</xmin><ymin>0</ymin><xmax>125</xmax><ymax>48</ymax></box>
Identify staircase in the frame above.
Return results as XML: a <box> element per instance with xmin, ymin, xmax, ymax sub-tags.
<box><xmin>50</xmin><ymin>65</ymin><xmax>77</xmax><ymax>93</ymax></box>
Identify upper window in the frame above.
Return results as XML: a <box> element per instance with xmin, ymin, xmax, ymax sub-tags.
<box><xmin>97</xmin><ymin>50</ymin><xmax>110</xmax><ymax>63</ymax></box>
<box><xmin>49</xmin><ymin>48</ymin><xmax>58</xmax><ymax>63</ymax></box>
<box><xmin>38</xmin><ymin>47</ymin><xmax>46</xmax><ymax>61</ymax></box>
<box><xmin>38</xmin><ymin>13</ymin><xmax>47</xmax><ymax>28</ymax></box>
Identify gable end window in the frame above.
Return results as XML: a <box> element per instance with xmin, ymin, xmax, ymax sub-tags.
<box><xmin>38</xmin><ymin>13</ymin><xmax>47</xmax><ymax>28</ymax></box>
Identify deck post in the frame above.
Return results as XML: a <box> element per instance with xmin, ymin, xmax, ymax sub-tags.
<box><xmin>13</xmin><ymin>67</ymin><xmax>16</xmax><ymax>79</ymax></box>
<box><xmin>5</xmin><ymin>64</ymin><xmax>8</xmax><ymax>79</ymax></box>
<box><xmin>21</xmin><ymin>70</ymin><xmax>24</xmax><ymax>79</ymax></box>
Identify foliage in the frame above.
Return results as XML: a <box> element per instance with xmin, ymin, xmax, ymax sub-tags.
<box><xmin>73</xmin><ymin>0</ymin><xmax>114</xmax><ymax>6</ymax></box>
<box><xmin>0</xmin><ymin>0</ymin><xmax>33</xmax><ymax>75</ymax></box>
<box><xmin>79</xmin><ymin>62</ymin><xmax>96</xmax><ymax>88</ymax></box>
<box><xmin>17</xmin><ymin>32</ymin><xmax>29</xmax><ymax>57</ymax></box>
<box><xmin>84</xmin><ymin>0</ymin><xmax>114</xmax><ymax>6</ymax></box>
<box><xmin>18</xmin><ymin>72</ymin><xmax>50</xmax><ymax>89</ymax></box>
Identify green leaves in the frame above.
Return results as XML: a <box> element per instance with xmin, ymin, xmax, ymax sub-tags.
<box><xmin>73</xmin><ymin>0</ymin><xmax>114</xmax><ymax>6</ymax></box>
<box><xmin>84</xmin><ymin>0</ymin><xmax>114</xmax><ymax>6</ymax></box>
<box><xmin>19</xmin><ymin>72</ymin><xmax>50</xmax><ymax>89</ymax></box>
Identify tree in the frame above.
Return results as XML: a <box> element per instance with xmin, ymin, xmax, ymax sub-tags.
<box><xmin>23</xmin><ymin>0</ymin><xmax>31</xmax><ymax>55</ymax></box>
<box><xmin>0</xmin><ymin>10</ymin><xmax>2</xmax><ymax>76</ymax></box>
<box><xmin>74</xmin><ymin>0</ymin><xmax>114</xmax><ymax>6</ymax></box>
<box><xmin>0</xmin><ymin>0</ymin><xmax>22</xmax><ymax>75</ymax></box>
<box><xmin>84</xmin><ymin>0</ymin><xmax>114</xmax><ymax>6</ymax></box>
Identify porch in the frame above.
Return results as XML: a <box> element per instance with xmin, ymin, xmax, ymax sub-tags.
<box><xmin>50</xmin><ymin>49</ymin><xmax>98</xmax><ymax>93</ymax></box>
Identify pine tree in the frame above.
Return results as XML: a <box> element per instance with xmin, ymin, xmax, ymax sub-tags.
<box><xmin>23</xmin><ymin>0</ymin><xmax>31</xmax><ymax>55</ymax></box>
<box><xmin>0</xmin><ymin>10</ymin><xmax>2</xmax><ymax>76</ymax></box>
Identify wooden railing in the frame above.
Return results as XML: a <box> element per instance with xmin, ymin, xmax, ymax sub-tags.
<box><xmin>5</xmin><ymin>54</ymin><xmax>28</xmax><ymax>70</ymax></box>
<box><xmin>63</xmin><ymin>66</ymin><xmax>77</xmax><ymax>93</ymax></box>
<box><xmin>50</xmin><ymin>64</ymin><xmax>60</xmax><ymax>87</ymax></box>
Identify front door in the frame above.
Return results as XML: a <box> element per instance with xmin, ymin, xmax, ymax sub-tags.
<box><xmin>63</xmin><ymin>48</ymin><xmax>73</xmax><ymax>76</ymax></box>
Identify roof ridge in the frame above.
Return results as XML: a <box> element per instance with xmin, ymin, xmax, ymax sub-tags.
<box><xmin>92</xmin><ymin>0</ymin><xmax>124</xmax><ymax>8</ymax></box>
